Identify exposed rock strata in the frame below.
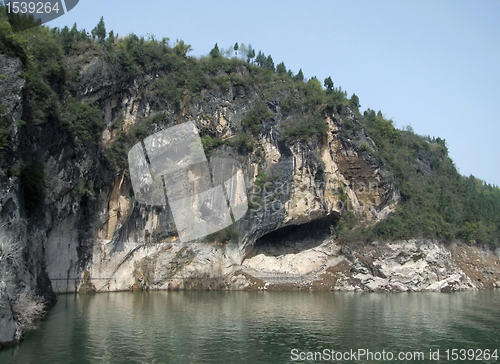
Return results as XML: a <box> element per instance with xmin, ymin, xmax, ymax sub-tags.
<box><xmin>88</xmin><ymin>235</ymin><xmax>500</xmax><ymax>293</ymax></box>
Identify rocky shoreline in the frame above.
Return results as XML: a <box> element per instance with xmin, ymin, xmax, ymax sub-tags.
<box><xmin>240</xmin><ymin>239</ymin><xmax>500</xmax><ymax>292</ymax></box>
<box><xmin>80</xmin><ymin>237</ymin><xmax>500</xmax><ymax>294</ymax></box>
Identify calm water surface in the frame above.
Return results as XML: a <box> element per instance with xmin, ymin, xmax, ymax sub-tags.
<box><xmin>1</xmin><ymin>290</ymin><xmax>499</xmax><ymax>363</ymax></box>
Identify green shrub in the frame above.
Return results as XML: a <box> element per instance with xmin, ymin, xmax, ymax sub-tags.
<box><xmin>155</xmin><ymin>75</ymin><xmax>184</xmax><ymax>110</ymax></box>
<box><xmin>62</xmin><ymin>99</ymin><xmax>104</xmax><ymax>142</ymax></box>
<box><xmin>132</xmin><ymin>125</ymin><xmax>149</xmax><ymax>139</ymax></box>
<box><xmin>189</xmin><ymin>65</ymin><xmax>209</xmax><ymax>95</ymax></box>
<box><xmin>141</xmin><ymin>111</ymin><xmax>169</xmax><ymax>129</ymax></box>
<box><xmin>200</xmin><ymin>135</ymin><xmax>224</xmax><ymax>155</ymax></box>
<box><xmin>242</xmin><ymin>102</ymin><xmax>274</xmax><ymax>134</ymax></box>
<box><xmin>110</xmin><ymin>112</ymin><xmax>125</xmax><ymax>130</ymax></box>
<box><xmin>254</xmin><ymin>172</ymin><xmax>268</xmax><ymax>189</ymax></box>
<box><xmin>283</xmin><ymin>114</ymin><xmax>328</xmax><ymax>141</ymax></box>
<box><xmin>281</xmin><ymin>97</ymin><xmax>298</xmax><ymax>113</ymax></box>
<box><xmin>212</xmin><ymin>74</ymin><xmax>231</xmax><ymax>92</ymax></box>
<box><xmin>0</xmin><ymin>15</ymin><xmax>28</xmax><ymax>64</ymax></box>
<box><xmin>230</xmin><ymin>133</ymin><xmax>254</xmax><ymax>154</ymax></box>
<box><xmin>104</xmin><ymin>132</ymin><xmax>135</xmax><ymax>171</ymax></box>
<box><xmin>359</xmin><ymin>141</ymin><xmax>373</xmax><ymax>154</ymax></box>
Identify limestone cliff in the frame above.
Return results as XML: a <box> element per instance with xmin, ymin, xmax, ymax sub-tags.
<box><xmin>0</xmin><ymin>53</ymin><xmax>499</xmax><ymax>348</ymax></box>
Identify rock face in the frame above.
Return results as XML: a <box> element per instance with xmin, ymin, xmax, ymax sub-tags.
<box><xmin>0</xmin><ymin>54</ymin><xmax>499</xmax><ymax>346</ymax></box>
<box><xmin>0</xmin><ymin>54</ymin><xmax>33</xmax><ymax>347</ymax></box>
<box><xmin>238</xmin><ymin>238</ymin><xmax>500</xmax><ymax>292</ymax></box>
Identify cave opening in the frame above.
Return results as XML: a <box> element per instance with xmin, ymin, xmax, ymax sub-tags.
<box><xmin>254</xmin><ymin>213</ymin><xmax>340</xmax><ymax>253</ymax></box>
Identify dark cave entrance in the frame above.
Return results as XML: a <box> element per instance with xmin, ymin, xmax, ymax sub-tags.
<box><xmin>251</xmin><ymin>213</ymin><xmax>340</xmax><ymax>257</ymax></box>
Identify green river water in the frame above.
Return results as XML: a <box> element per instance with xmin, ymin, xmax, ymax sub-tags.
<box><xmin>1</xmin><ymin>290</ymin><xmax>499</xmax><ymax>363</ymax></box>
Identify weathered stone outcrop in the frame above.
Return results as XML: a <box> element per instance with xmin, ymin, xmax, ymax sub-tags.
<box><xmin>87</xmin><ymin>230</ymin><xmax>500</xmax><ymax>293</ymax></box>
<box><xmin>0</xmin><ymin>54</ymin><xmax>105</xmax><ymax>345</ymax></box>
<box><xmin>239</xmin><ymin>238</ymin><xmax>500</xmax><ymax>292</ymax></box>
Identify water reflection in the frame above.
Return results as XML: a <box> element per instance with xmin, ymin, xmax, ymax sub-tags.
<box><xmin>1</xmin><ymin>290</ymin><xmax>499</xmax><ymax>363</ymax></box>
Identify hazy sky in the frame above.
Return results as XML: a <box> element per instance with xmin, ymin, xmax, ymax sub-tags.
<box><xmin>48</xmin><ymin>0</ymin><xmax>500</xmax><ymax>186</ymax></box>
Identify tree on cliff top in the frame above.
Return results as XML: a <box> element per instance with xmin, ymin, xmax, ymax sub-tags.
<box><xmin>173</xmin><ymin>40</ymin><xmax>192</xmax><ymax>57</ymax></box>
<box><xmin>247</xmin><ymin>46</ymin><xmax>255</xmax><ymax>63</ymax></box>
<box><xmin>210</xmin><ymin>43</ymin><xmax>221</xmax><ymax>58</ymax></box>
<box><xmin>324</xmin><ymin>76</ymin><xmax>334</xmax><ymax>93</ymax></box>
<box><xmin>91</xmin><ymin>16</ymin><xmax>106</xmax><ymax>43</ymax></box>
<box><xmin>294</xmin><ymin>68</ymin><xmax>304</xmax><ymax>82</ymax></box>
<box><xmin>350</xmin><ymin>93</ymin><xmax>360</xmax><ymax>109</ymax></box>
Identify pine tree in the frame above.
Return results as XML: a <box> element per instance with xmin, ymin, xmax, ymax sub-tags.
<box><xmin>294</xmin><ymin>69</ymin><xmax>304</xmax><ymax>82</ymax></box>
<box><xmin>91</xmin><ymin>16</ymin><xmax>106</xmax><ymax>43</ymax></box>
<box><xmin>60</xmin><ymin>25</ymin><xmax>72</xmax><ymax>53</ymax></box>
<box><xmin>210</xmin><ymin>43</ymin><xmax>221</xmax><ymax>58</ymax></box>
<box><xmin>80</xmin><ymin>29</ymin><xmax>89</xmax><ymax>42</ymax></box>
<box><xmin>350</xmin><ymin>93</ymin><xmax>360</xmax><ymax>109</ymax></box>
<box><xmin>324</xmin><ymin>76</ymin><xmax>334</xmax><ymax>93</ymax></box>
<box><xmin>247</xmin><ymin>47</ymin><xmax>255</xmax><ymax>63</ymax></box>
<box><xmin>106</xmin><ymin>30</ymin><xmax>115</xmax><ymax>50</ymax></box>
<box><xmin>276</xmin><ymin>62</ymin><xmax>287</xmax><ymax>74</ymax></box>
<box><xmin>265</xmin><ymin>55</ymin><xmax>275</xmax><ymax>71</ymax></box>
<box><xmin>255</xmin><ymin>51</ymin><xmax>266</xmax><ymax>67</ymax></box>
<box><xmin>233</xmin><ymin>42</ymin><xmax>239</xmax><ymax>56</ymax></box>
<box><xmin>70</xmin><ymin>23</ymin><xmax>79</xmax><ymax>40</ymax></box>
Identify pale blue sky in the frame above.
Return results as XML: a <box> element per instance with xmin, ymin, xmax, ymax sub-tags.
<box><xmin>48</xmin><ymin>0</ymin><xmax>500</xmax><ymax>186</ymax></box>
